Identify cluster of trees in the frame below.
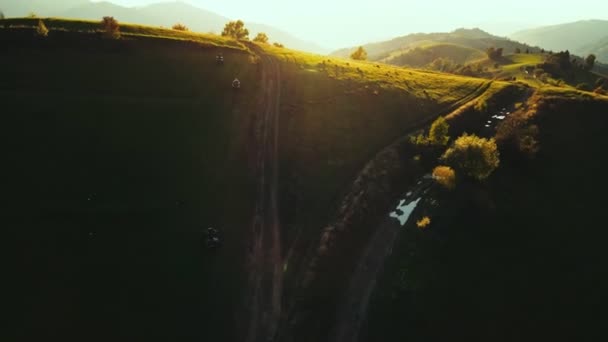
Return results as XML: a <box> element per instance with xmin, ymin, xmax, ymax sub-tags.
<box><xmin>412</xmin><ymin>116</ymin><xmax>500</xmax><ymax>192</ymax></box>
<box><xmin>21</xmin><ymin>15</ymin><xmax>120</xmax><ymax>40</ymax></box>
<box><xmin>585</xmin><ymin>54</ymin><xmax>596</xmax><ymax>70</ymax></box>
<box><xmin>442</xmin><ymin>133</ymin><xmax>499</xmax><ymax>181</ymax></box>
<box><xmin>412</xmin><ymin>116</ymin><xmax>451</xmax><ymax>146</ymax></box>
<box><xmin>452</xmin><ymin>63</ymin><xmax>495</xmax><ymax>77</ymax></box>
<box><xmin>486</xmin><ymin>47</ymin><xmax>503</xmax><ymax>60</ymax></box>
<box><xmin>30</xmin><ymin>16</ymin><xmax>124</xmax><ymax>41</ymax></box>
<box><xmin>0</xmin><ymin>11</ymin><xmax>4</xmax><ymax>20</ymax></box>
<box><xmin>219</xmin><ymin>20</ymin><xmax>282</xmax><ymax>47</ymax></box>
<box><xmin>172</xmin><ymin>23</ymin><xmax>188</xmax><ymax>31</ymax></box>
<box><xmin>514</xmin><ymin>47</ymin><xmax>532</xmax><ymax>54</ymax></box>
<box><xmin>221</xmin><ymin>20</ymin><xmax>249</xmax><ymax>40</ymax></box>
<box><xmin>253</xmin><ymin>32</ymin><xmax>268</xmax><ymax>43</ymax></box>
<box><xmin>528</xmin><ymin>50</ymin><xmax>599</xmax><ymax>86</ymax></box>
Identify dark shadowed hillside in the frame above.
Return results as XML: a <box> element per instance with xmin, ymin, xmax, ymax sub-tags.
<box><xmin>4</xmin><ymin>10</ymin><xmax>608</xmax><ymax>342</ymax></box>
<box><xmin>1</xmin><ymin>19</ymin><xmax>498</xmax><ymax>341</ymax></box>
<box><xmin>364</xmin><ymin>90</ymin><xmax>608</xmax><ymax>342</ymax></box>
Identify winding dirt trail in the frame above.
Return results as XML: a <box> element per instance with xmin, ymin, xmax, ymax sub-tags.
<box><xmin>244</xmin><ymin>45</ymin><xmax>284</xmax><ymax>342</ymax></box>
<box><xmin>329</xmin><ymin>88</ymin><xmax>536</xmax><ymax>342</ymax></box>
<box><xmin>329</xmin><ymin>180</ymin><xmax>431</xmax><ymax>342</ymax></box>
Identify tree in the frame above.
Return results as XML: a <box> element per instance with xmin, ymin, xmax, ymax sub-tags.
<box><xmin>428</xmin><ymin>116</ymin><xmax>450</xmax><ymax>146</ymax></box>
<box><xmin>28</xmin><ymin>12</ymin><xmax>37</xmax><ymax>18</ymax></box>
<box><xmin>515</xmin><ymin>47</ymin><xmax>521</xmax><ymax>53</ymax></box>
<box><xmin>432</xmin><ymin>166</ymin><xmax>456</xmax><ymax>189</ymax></box>
<box><xmin>442</xmin><ymin>133</ymin><xmax>499</xmax><ymax>180</ymax></box>
<box><xmin>172</xmin><ymin>23</ymin><xmax>188</xmax><ymax>31</ymax></box>
<box><xmin>416</xmin><ymin>216</ymin><xmax>431</xmax><ymax>229</ymax></box>
<box><xmin>221</xmin><ymin>20</ymin><xmax>249</xmax><ymax>40</ymax></box>
<box><xmin>252</xmin><ymin>32</ymin><xmax>269</xmax><ymax>44</ymax></box>
<box><xmin>36</xmin><ymin>20</ymin><xmax>48</xmax><ymax>37</ymax></box>
<box><xmin>585</xmin><ymin>54</ymin><xmax>596</xmax><ymax>70</ymax></box>
<box><xmin>273</xmin><ymin>42</ymin><xmax>284</xmax><ymax>48</ymax></box>
<box><xmin>350</xmin><ymin>46</ymin><xmax>367</xmax><ymax>61</ymax></box>
<box><xmin>101</xmin><ymin>16</ymin><xmax>120</xmax><ymax>39</ymax></box>
<box><xmin>0</xmin><ymin>11</ymin><xmax>4</xmax><ymax>20</ymax></box>
<box><xmin>525</xmin><ymin>48</ymin><xmax>530</xmax><ymax>54</ymax></box>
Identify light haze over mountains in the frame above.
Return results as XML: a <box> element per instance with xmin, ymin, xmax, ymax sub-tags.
<box><xmin>1</xmin><ymin>0</ymin><xmax>607</xmax><ymax>57</ymax></box>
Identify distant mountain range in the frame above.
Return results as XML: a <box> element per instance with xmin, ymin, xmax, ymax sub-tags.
<box><xmin>510</xmin><ymin>20</ymin><xmax>608</xmax><ymax>63</ymax></box>
<box><xmin>0</xmin><ymin>0</ymin><xmax>328</xmax><ymax>53</ymax></box>
<box><xmin>331</xmin><ymin>28</ymin><xmax>543</xmax><ymax>66</ymax></box>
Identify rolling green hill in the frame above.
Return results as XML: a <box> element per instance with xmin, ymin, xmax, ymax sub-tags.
<box><xmin>580</xmin><ymin>35</ymin><xmax>608</xmax><ymax>64</ymax></box>
<box><xmin>380</xmin><ymin>42</ymin><xmax>486</xmax><ymax>67</ymax></box>
<box><xmin>510</xmin><ymin>20</ymin><xmax>608</xmax><ymax>63</ymax></box>
<box><xmin>332</xmin><ymin>28</ymin><xmax>542</xmax><ymax>62</ymax></box>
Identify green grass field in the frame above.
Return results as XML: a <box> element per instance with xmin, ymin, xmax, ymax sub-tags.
<box><xmin>381</xmin><ymin>42</ymin><xmax>486</xmax><ymax>66</ymax></box>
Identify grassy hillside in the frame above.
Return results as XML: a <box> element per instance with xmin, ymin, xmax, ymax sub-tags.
<box><xmin>332</xmin><ymin>28</ymin><xmax>542</xmax><ymax>62</ymax></box>
<box><xmin>380</xmin><ymin>42</ymin><xmax>486</xmax><ymax>67</ymax></box>
<box><xmin>259</xmin><ymin>43</ymin><xmax>490</xmax><ymax>249</ymax></box>
<box><xmin>430</xmin><ymin>51</ymin><xmax>607</xmax><ymax>92</ymax></box>
<box><xmin>2</xmin><ymin>19</ymin><xmax>503</xmax><ymax>341</ymax></box>
<box><xmin>1</xmin><ymin>17</ymin><xmax>245</xmax><ymax>49</ymax></box>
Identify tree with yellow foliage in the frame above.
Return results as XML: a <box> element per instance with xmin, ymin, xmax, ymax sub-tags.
<box><xmin>432</xmin><ymin>166</ymin><xmax>456</xmax><ymax>189</ymax></box>
<box><xmin>253</xmin><ymin>32</ymin><xmax>269</xmax><ymax>44</ymax></box>
<box><xmin>350</xmin><ymin>46</ymin><xmax>367</xmax><ymax>61</ymax></box>
<box><xmin>36</xmin><ymin>20</ymin><xmax>48</xmax><ymax>37</ymax></box>
<box><xmin>442</xmin><ymin>133</ymin><xmax>499</xmax><ymax>180</ymax></box>
<box><xmin>172</xmin><ymin>23</ymin><xmax>188</xmax><ymax>31</ymax></box>
<box><xmin>417</xmin><ymin>216</ymin><xmax>431</xmax><ymax>229</ymax></box>
<box><xmin>221</xmin><ymin>20</ymin><xmax>249</xmax><ymax>40</ymax></box>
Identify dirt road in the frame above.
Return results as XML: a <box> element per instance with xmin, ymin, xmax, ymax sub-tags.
<box><xmin>329</xmin><ymin>179</ymin><xmax>432</xmax><ymax>342</ymax></box>
<box><xmin>329</xmin><ymin>88</ymin><xmax>535</xmax><ymax>342</ymax></box>
<box><xmin>244</xmin><ymin>45</ymin><xmax>284</xmax><ymax>342</ymax></box>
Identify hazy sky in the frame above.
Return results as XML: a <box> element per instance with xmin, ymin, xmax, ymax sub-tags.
<box><xmin>102</xmin><ymin>0</ymin><xmax>608</xmax><ymax>48</ymax></box>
